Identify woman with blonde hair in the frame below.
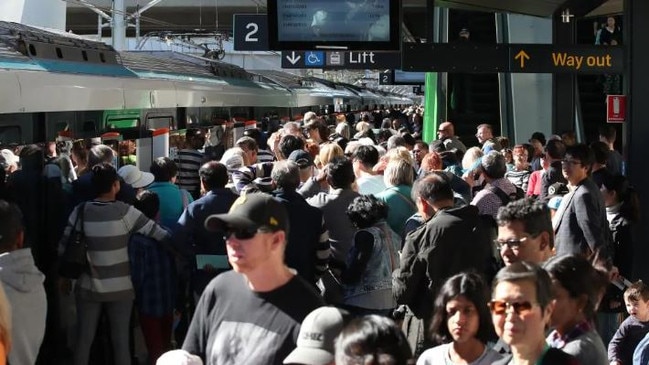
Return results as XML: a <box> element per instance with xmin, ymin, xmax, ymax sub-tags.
<box><xmin>376</xmin><ymin>147</ymin><xmax>417</xmax><ymax>237</ymax></box>
<box><xmin>315</xmin><ymin>143</ymin><xmax>344</xmax><ymax>170</ymax></box>
<box><xmin>298</xmin><ymin>143</ymin><xmax>345</xmax><ymax>199</ymax></box>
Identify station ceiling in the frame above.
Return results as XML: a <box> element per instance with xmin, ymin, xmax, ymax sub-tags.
<box><xmin>64</xmin><ymin>0</ymin><xmax>616</xmax><ymax>40</ymax></box>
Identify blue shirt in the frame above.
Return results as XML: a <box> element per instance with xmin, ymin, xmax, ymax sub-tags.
<box><xmin>148</xmin><ymin>182</ymin><xmax>194</xmax><ymax>228</ymax></box>
<box><xmin>128</xmin><ymin>232</ymin><xmax>175</xmax><ymax>316</ymax></box>
<box><xmin>633</xmin><ymin>332</ymin><xmax>649</xmax><ymax>365</ymax></box>
<box><xmin>174</xmin><ymin>188</ymin><xmax>239</xmax><ymax>295</ymax></box>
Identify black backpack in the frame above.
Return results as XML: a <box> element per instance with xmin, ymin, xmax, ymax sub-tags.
<box><xmin>485</xmin><ymin>184</ymin><xmax>525</xmax><ymax>206</ymax></box>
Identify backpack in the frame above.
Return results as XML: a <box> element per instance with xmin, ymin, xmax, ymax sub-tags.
<box><xmin>485</xmin><ymin>184</ymin><xmax>525</xmax><ymax>206</ymax></box>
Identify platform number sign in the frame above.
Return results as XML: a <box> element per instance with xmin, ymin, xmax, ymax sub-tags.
<box><xmin>234</xmin><ymin>14</ymin><xmax>269</xmax><ymax>51</ymax></box>
<box><xmin>379</xmin><ymin>70</ymin><xmax>394</xmax><ymax>85</ymax></box>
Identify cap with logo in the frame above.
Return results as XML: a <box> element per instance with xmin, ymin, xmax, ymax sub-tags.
<box><xmin>288</xmin><ymin>150</ymin><xmax>314</xmax><ymax>169</ymax></box>
<box><xmin>547</xmin><ymin>182</ymin><xmax>569</xmax><ymax>210</ymax></box>
<box><xmin>204</xmin><ymin>193</ymin><xmax>288</xmax><ymax>233</ymax></box>
<box><xmin>283</xmin><ymin>307</ymin><xmax>349</xmax><ymax>365</ymax></box>
<box><xmin>548</xmin><ymin>182</ymin><xmax>569</xmax><ymax>196</ymax></box>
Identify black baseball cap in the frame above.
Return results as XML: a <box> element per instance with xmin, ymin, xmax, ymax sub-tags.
<box><xmin>204</xmin><ymin>193</ymin><xmax>289</xmax><ymax>234</ymax></box>
<box><xmin>288</xmin><ymin>149</ymin><xmax>314</xmax><ymax>169</ymax></box>
<box><xmin>548</xmin><ymin>182</ymin><xmax>569</xmax><ymax>196</ymax></box>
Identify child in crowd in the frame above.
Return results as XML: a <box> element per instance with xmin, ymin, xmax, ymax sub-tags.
<box><xmin>609</xmin><ymin>281</ymin><xmax>649</xmax><ymax>365</ymax></box>
<box><xmin>129</xmin><ymin>190</ymin><xmax>176</xmax><ymax>364</ymax></box>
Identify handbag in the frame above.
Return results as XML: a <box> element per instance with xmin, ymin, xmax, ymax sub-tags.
<box><xmin>59</xmin><ymin>203</ymin><xmax>88</xmax><ymax>279</ymax></box>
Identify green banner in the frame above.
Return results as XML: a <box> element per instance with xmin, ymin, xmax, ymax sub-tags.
<box><xmin>422</xmin><ymin>72</ymin><xmax>438</xmax><ymax>143</ymax></box>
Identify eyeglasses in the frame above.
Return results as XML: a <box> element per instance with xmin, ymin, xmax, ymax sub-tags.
<box><xmin>561</xmin><ymin>159</ymin><xmax>582</xmax><ymax>166</ymax></box>
<box><xmin>494</xmin><ymin>236</ymin><xmax>529</xmax><ymax>250</ymax></box>
<box><xmin>488</xmin><ymin>300</ymin><xmax>536</xmax><ymax>315</ymax></box>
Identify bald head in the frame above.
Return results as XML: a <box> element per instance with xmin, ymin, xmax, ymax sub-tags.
<box><xmin>437</xmin><ymin>121</ymin><xmax>456</xmax><ymax>139</ymax></box>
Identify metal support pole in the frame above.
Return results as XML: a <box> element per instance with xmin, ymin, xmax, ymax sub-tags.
<box><xmin>97</xmin><ymin>14</ymin><xmax>102</xmax><ymax>41</ymax></box>
<box><xmin>422</xmin><ymin>0</ymin><xmax>438</xmax><ymax>142</ymax></box>
<box><xmin>112</xmin><ymin>0</ymin><xmax>126</xmax><ymax>51</ymax></box>
<box><xmin>136</xmin><ymin>15</ymin><xmax>141</xmax><ymax>44</ymax></box>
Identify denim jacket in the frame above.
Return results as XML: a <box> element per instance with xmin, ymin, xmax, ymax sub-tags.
<box><xmin>343</xmin><ymin>221</ymin><xmax>400</xmax><ymax>302</ymax></box>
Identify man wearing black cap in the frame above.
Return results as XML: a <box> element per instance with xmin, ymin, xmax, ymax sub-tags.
<box><xmin>182</xmin><ymin>193</ymin><xmax>324</xmax><ymax>365</ymax></box>
<box><xmin>288</xmin><ymin>149</ymin><xmax>315</xmax><ymax>187</ymax></box>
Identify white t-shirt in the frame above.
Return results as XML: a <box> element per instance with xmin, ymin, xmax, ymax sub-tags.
<box><xmin>356</xmin><ymin>174</ymin><xmax>386</xmax><ymax>196</ymax></box>
<box><xmin>417</xmin><ymin>343</ymin><xmax>502</xmax><ymax>365</ymax></box>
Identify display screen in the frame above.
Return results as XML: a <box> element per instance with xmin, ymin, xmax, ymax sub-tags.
<box><xmin>393</xmin><ymin>70</ymin><xmax>425</xmax><ymax>84</ymax></box>
<box><xmin>268</xmin><ymin>0</ymin><xmax>401</xmax><ymax>51</ymax></box>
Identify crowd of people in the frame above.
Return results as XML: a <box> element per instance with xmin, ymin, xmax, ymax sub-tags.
<box><xmin>0</xmin><ymin>105</ymin><xmax>643</xmax><ymax>365</ymax></box>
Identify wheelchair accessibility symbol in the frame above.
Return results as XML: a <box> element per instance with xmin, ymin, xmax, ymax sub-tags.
<box><xmin>305</xmin><ymin>51</ymin><xmax>324</xmax><ymax>67</ymax></box>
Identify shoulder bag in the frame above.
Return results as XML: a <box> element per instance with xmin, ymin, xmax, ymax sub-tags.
<box><xmin>59</xmin><ymin>202</ymin><xmax>88</xmax><ymax>279</ymax></box>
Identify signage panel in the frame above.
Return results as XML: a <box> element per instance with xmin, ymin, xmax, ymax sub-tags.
<box><xmin>509</xmin><ymin>45</ymin><xmax>624</xmax><ymax>73</ymax></box>
<box><xmin>402</xmin><ymin>43</ymin><xmax>509</xmax><ymax>73</ymax></box>
<box><xmin>402</xmin><ymin>43</ymin><xmax>625</xmax><ymax>74</ymax></box>
<box><xmin>607</xmin><ymin>95</ymin><xmax>626</xmax><ymax>123</ymax></box>
<box><xmin>233</xmin><ymin>14</ymin><xmax>269</xmax><ymax>51</ymax></box>
<box><xmin>281</xmin><ymin>50</ymin><xmax>400</xmax><ymax>69</ymax></box>
<box><xmin>379</xmin><ymin>70</ymin><xmax>393</xmax><ymax>85</ymax></box>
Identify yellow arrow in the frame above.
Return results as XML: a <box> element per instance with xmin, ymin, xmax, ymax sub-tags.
<box><xmin>514</xmin><ymin>50</ymin><xmax>530</xmax><ymax>68</ymax></box>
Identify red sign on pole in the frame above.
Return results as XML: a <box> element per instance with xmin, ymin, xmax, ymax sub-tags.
<box><xmin>607</xmin><ymin>95</ymin><xmax>626</xmax><ymax>123</ymax></box>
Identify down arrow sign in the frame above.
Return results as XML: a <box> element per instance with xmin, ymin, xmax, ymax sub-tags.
<box><xmin>286</xmin><ymin>51</ymin><xmax>301</xmax><ymax>65</ymax></box>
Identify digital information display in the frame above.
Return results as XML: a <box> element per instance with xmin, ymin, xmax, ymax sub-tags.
<box><xmin>277</xmin><ymin>0</ymin><xmax>391</xmax><ymax>43</ymax></box>
<box><xmin>393</xmin><ymin>70</ymin><xmax>425</xmax><ymax>84</ymax></box>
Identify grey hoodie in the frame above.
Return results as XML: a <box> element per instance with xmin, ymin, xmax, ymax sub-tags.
<box><xmin>0</xmin><ymin>248</ymin><xmax>47</xmax><ymax>365</ymax></box>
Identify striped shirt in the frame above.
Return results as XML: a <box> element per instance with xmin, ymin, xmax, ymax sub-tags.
<box><xmin>256</xmin><ymin>148</ymin><xmax>276</xmax><ymax>163</ymax></box>
<box><xmin>59</xmin><ymin>201</ymin><xmax>170</xmax><ymax>302</ymax></box>
<box><xmin>175</xmin><ymin>149</ymin><xmax>205</xmax><ymax>198</ymax></box>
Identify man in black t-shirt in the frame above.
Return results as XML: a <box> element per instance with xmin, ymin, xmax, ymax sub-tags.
<box><xmin>182</xmin><ymin>193</ymin><xmax>324</xmax><ymax>365</ymax></box>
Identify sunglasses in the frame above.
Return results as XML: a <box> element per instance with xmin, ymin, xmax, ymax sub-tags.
<box><xmin>223</xmin><ymin>226</ymin><xmax>275</xmax><ymax>240</ymax></box>
<box><xmin>223</xmin><ymin>227</ymin><xmax>258</xmax><ymax>240</ymax></box>
<box><xmin>488</xmin><ymin>300</ymin><xmax>536</xmax><ymax>315</ymax></box>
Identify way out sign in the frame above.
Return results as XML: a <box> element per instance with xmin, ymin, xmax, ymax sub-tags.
<box><xmin>607</xmin><ymin>95</ymin><xmax>626</xmax><ymax>123</ymax></box>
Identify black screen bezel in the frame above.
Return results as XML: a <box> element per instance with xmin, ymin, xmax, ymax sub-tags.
<box><xmin>267</xmin><ymin>0</ymin><xmax>401</xmax><ymax>51</ymax></box>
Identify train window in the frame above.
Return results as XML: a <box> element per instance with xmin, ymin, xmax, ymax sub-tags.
<box><xmin>146</xmin><ymin>116</ymin><xmax>173</xmax><ymax>130</ymax></box>
<box><xmin>56</xmin><ymin>48</ymin><xmax>63</xmax><ymax>59</ymax></box>
<box><xmin>106</xmin><ymin>118</ymin><xmax>138</xmax><ymax>129</ymax></box>
<box><xmin>28</xmin><ymin>44</ymin><xmax>36</xmax><ymax>56</ymax></box>
<box><xmin>82</xmin><ymin>50</ymin><xmax>88</xmax><ymax>61</ymax></box>
<box><xmin>0</xmin><ymin>126</ymin><xmax>21</xmax><ymax>146</ymax></box>
<box><xmin>100</xmin><ymin>53</ymin><xmax>106</xmax><ymax>63</ymax></box>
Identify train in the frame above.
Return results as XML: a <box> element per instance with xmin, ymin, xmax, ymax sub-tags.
<box><xmin>0</xmin><ymin>21</ymin><xmax>412</xmax><ymax>146</ymax></box>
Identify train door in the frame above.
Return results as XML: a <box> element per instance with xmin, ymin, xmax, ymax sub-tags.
<box><xmin>103</xmin><ymin>110</ymin><xmax>141</xmax><ymax>168</ymax></box>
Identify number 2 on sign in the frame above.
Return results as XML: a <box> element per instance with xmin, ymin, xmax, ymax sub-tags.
<box><xmin>245</xmin><ymin>23</ymin><xmax>259</xmax><ymax>42</ymax></box>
